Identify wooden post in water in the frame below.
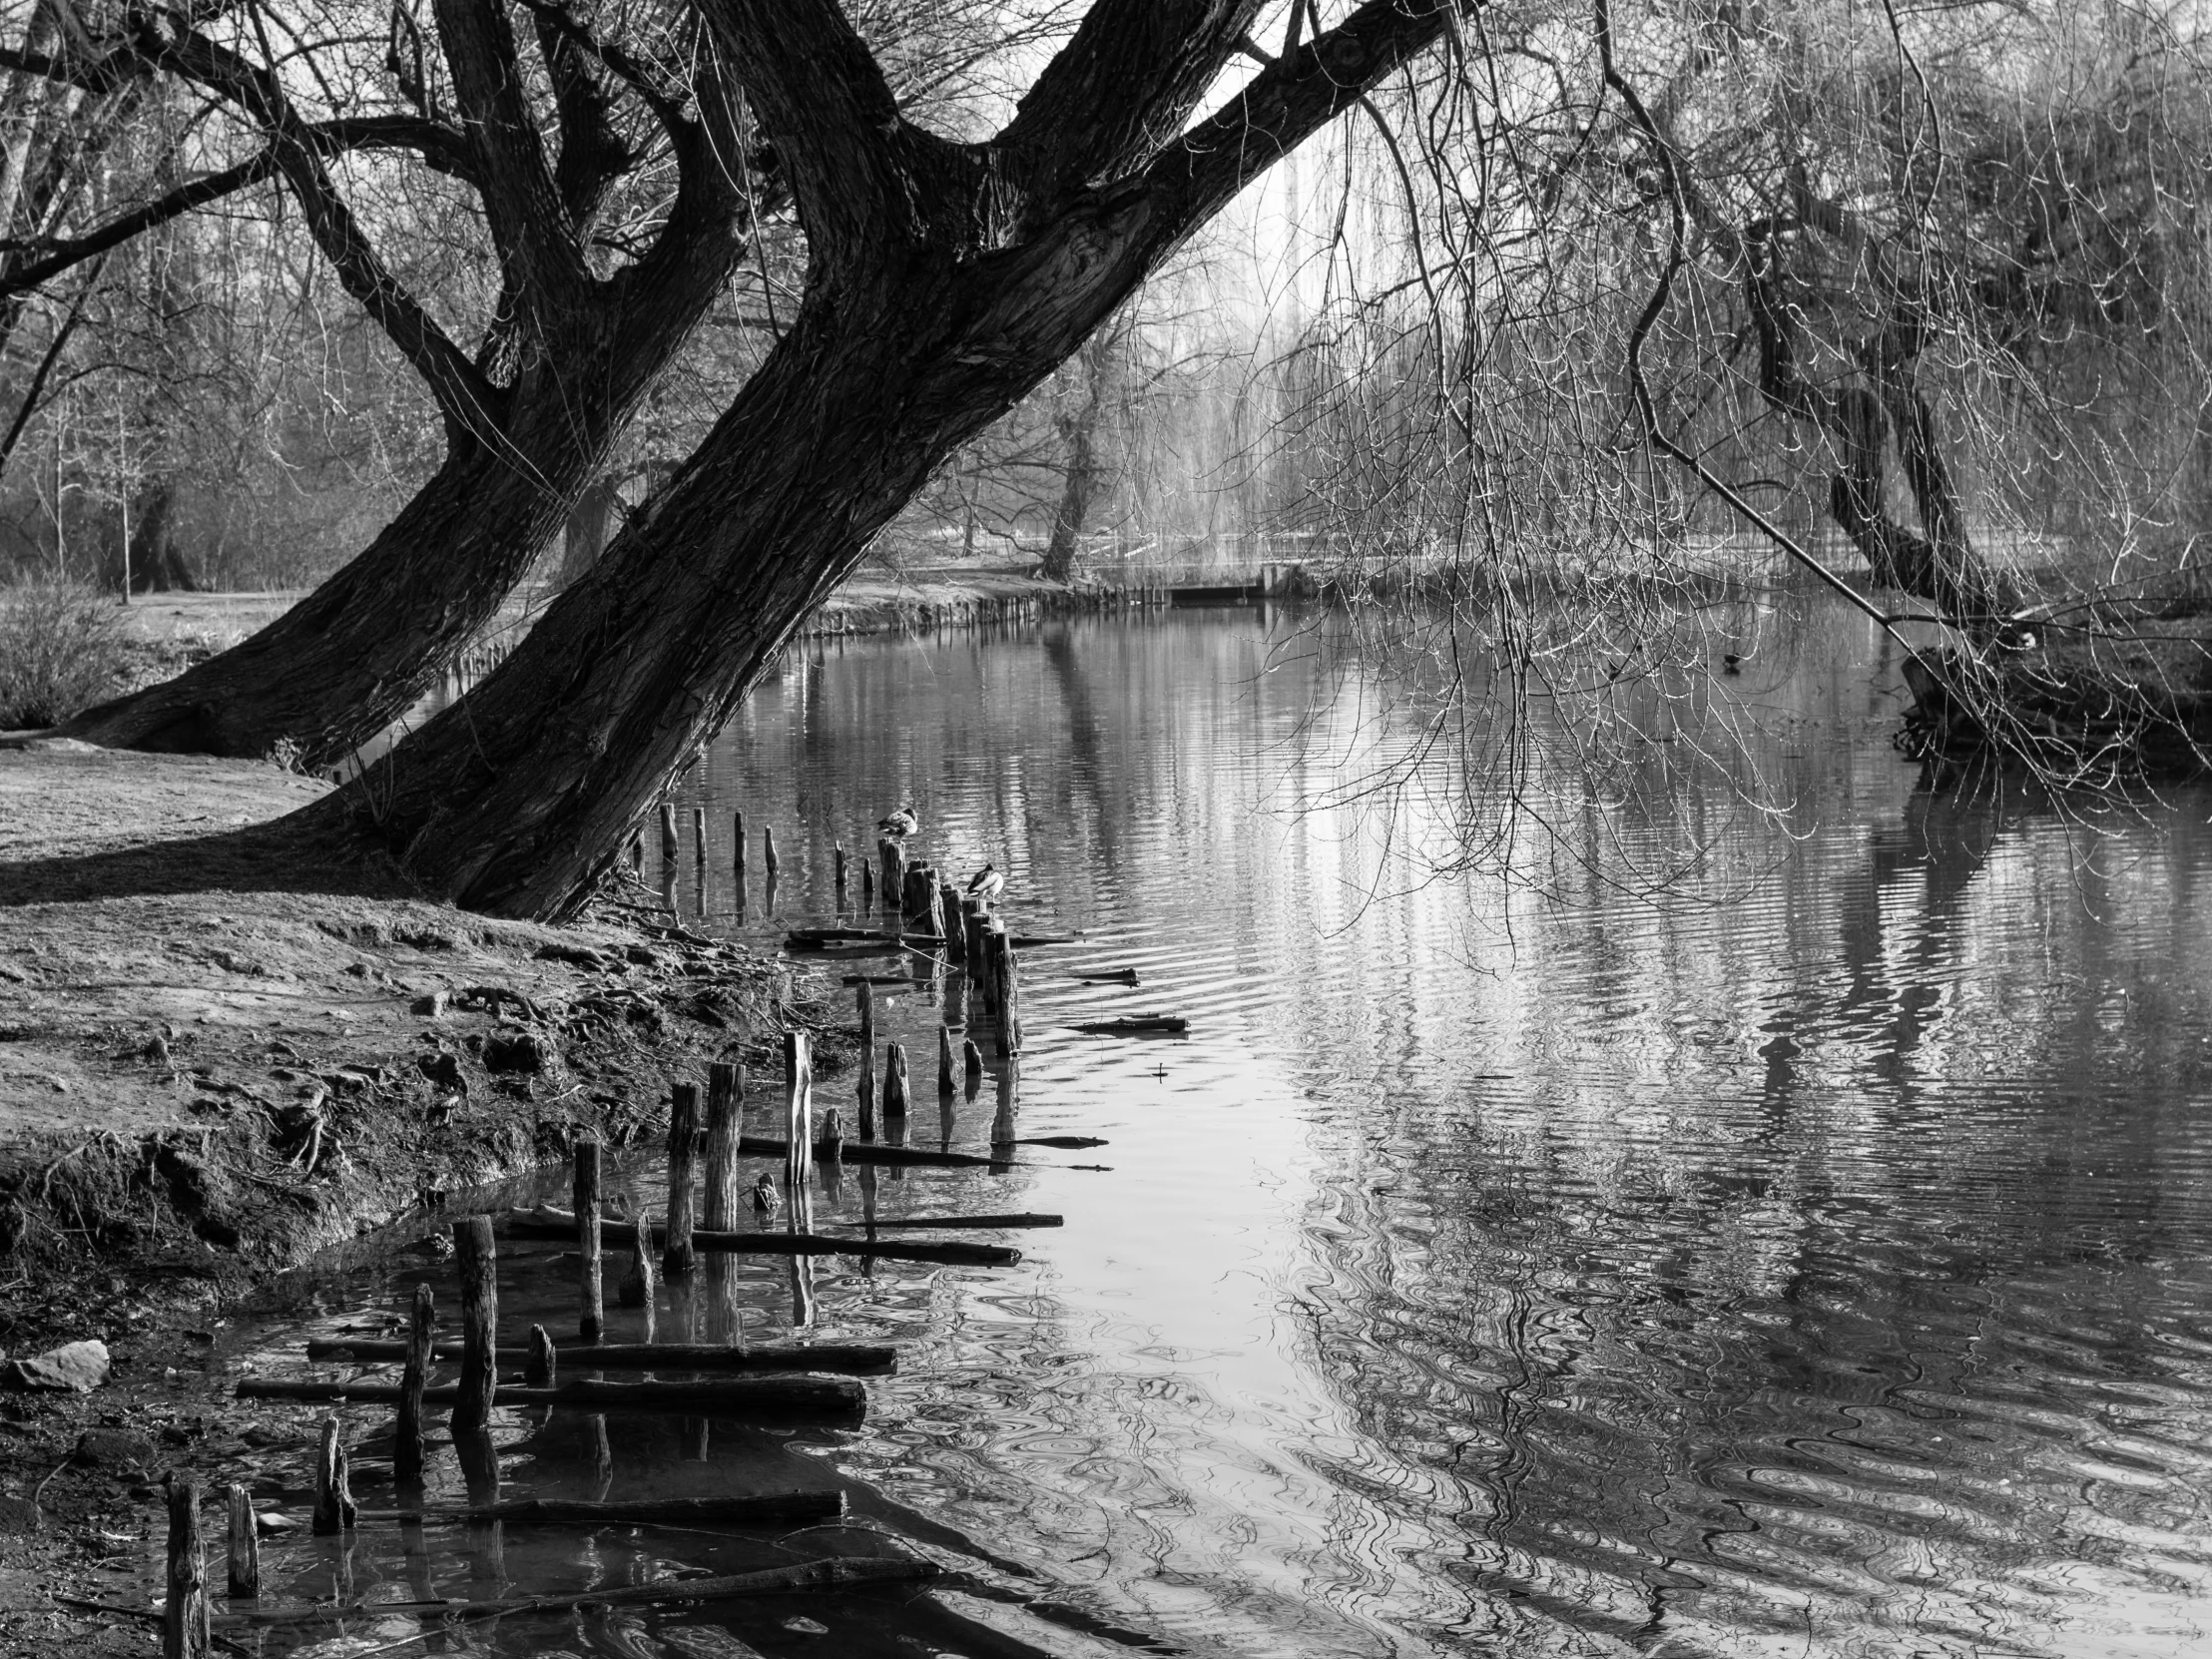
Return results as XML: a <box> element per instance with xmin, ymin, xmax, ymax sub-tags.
<box><xmin>990</xmin><ymin>928</ymin><xmax>1022</xmax><ymax>1057</ymax></box>
<box><xmin>452</xmin><ymin>1217</ymin><xmax>497</xmax><ymax>1428</ymax></box>
<box><xmin>165</xmin><ymin>1474</ymin><xmax>209</xmax><ymax>1659</ymax></box>
<box><xmin>734</xmin><ymin>810</ymin><xmax>748</xmax><ymax>878</ymax></box>
<box><xmin>312</xmin><ymin>1416</ymin><xmax>356</xmax><ymax>1534</ymax></box>
<box><xmin>628</xmin><ymin>828</ymin><xmax>644</xmax><ymax>872</ymax></box>
<box><xmin>833</xmin><ymin>844</ymin><xmax>847</xmax><ymax>897</ymax></box>
<box><xmin>703</xmin><ymin>1062</ymin><xmax>743</xmax><ymax>1230</ymax></box>
<box><xmin>619</xmin><ymin>1213</ymin><xmax>657</xmax><ymax>1309</ymax></box>
<box><xmin>963</xmin><ymin>1038</ymin><xmax>984</xmax><ymax>1092</ymax></box>
<box><xmin>938</xmin><ymin>880</ymin><xmax>964</xmax><ymax>963</ymax></box>
<box><xmin>820</xmin><ymin>1106</ymin><xmax>844</xmax><ymax>1167</ymax></box>
<box><xmin>938</xmin><ymin>1025</ymin><xmax>956</xmax><ymax>1094</ymax></box>
<box><xmin>691</xmin><ymin>806</ymin><xmax>707</xmax><ymax>869</ymax></box>
<box><xmin>225</xmin><ymin>1482</ymin><xmax>258</xmax><ymax>1601</ymax></box>
<box><xmin>764</xmin><ymin>827</ymin><xmax>781</xmax><ymax>877</ymax></box>
<box><xmin>964</xmin><ymin>902</ymin><xmax>991</xmax><ymax>1011</ymax></box>
<box><xmin>862</xmin><ymin>859</ymin><xmax>874</xmax><ymax>911</ymax></box>
<box><xmin>883</xmin><ymin>1042</ymin><xmax>909</xmax><ymax>1121</ymax></box>
<box><xmin>395</xmin><ymin>1283</ymin><xmax>433</xmax><ymax>1488</ymax></box>
<box><xmin>658</xmin><ymin>803</ymin><xmax>678</xmax><ymax>871</ymax></box>
<box><xmin>518</xmin><ymin>1325</ymin><xmax>553</xmax><ymax>1387</ymax></box>
<box><xmin>784</xmin><ymin>1031</ymin><xmax>814</xmax><ymax>1205</ymax></box>
<box><xmin>574</xmin><ymin>1132</ymin><xmax>604</xmax><ymax>1343</ymax></box>
<box><xmin>664</xmin><ymin>1081</ymin><xmax>699</xmax><ymax>1278</ymax></box>
<box><xmin>855</xmin><ymin>984</ymin><xmax>876</xmax><ymax>1139</ymax></box>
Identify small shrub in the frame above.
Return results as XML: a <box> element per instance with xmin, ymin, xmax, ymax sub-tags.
<box><xmin>0</xmin><ymin>578</ymin><xmax>130</xmax><ymax>729</ymax></box>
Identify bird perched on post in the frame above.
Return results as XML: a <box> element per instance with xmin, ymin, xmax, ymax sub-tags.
<box><xmin>752</xmin><ymin>1171</ymin><xmax>780</xmax><ymax>1220</ymax></box>
<box><xmin>877</xmin><ymin>803</ymin><xmax>918</xmax><ymax>839</ymax></box>
<box><xmin>965</xmin><ymin>861</ymin><xmax>1004</xmax><ymax>902</ymax></box>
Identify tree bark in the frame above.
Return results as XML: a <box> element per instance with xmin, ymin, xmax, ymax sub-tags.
<box><xmin>557</xmin><ymin>475</ymin><xmax>619</xmax><ymax>587</ymax></box>
<box><xmin>304</xmin><ymin>0</ymin><xmax>1457</xmax><ymax>916</ymax></box>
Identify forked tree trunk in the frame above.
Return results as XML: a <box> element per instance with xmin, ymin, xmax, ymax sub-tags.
<box><xmin>301</xmin><ymin>0</ymin><xmax>1455</xmax><ymax>917</ymax></box>
<box><xmin>59</xmin><ymin>240</ymin><xmax>740</xmax><ymax>767</ymax></box>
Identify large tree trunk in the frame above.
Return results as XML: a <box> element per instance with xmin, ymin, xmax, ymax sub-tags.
<box><xmin>125</xmin><ymin>479</ymin><xmax>196</xmax><ymax>591</ymax></box>
<box><xmin>298</xmin><ymin>0</ymin><xmax>1454</xmax><ymax>917</ymax></box>
<box><xmin>1037</xmin><ymin>336</ymin><xmax>1109</xmax><ymax>583</ymax></box>
<box><xmin>557</xmin><ymin>475</ymin><xmax>620</xmax><ymax>587</ymax></box>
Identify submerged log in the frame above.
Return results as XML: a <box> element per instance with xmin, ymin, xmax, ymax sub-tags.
<box><xmin>501</xmin><ymin>1208</ymin><xmax>1019</xmax><ymax>1265</ymax></box>
<box><xmin>238</xmin><ymin>1375</ymin><xmax>865</xmax><ymax>1417</ymax></box>
<box><xmin>829</xmin><ymin>1213</ymin><xmax>1061</xmax><ymax>1229</ymax></box>
<box><xmin>353</xmin><ymin>1491</ymin><xmax>843</xmax><ymax>1527</ymax></box>
<box><xmin>1071</xmin><ymin>1014</ymin><xmax>1188</xmax><ymax>1035</ymax></box>
<box><xmin>302</xmin><ymin>1338</ymin><xmax>896</xmax><ymax>1374</ymax></box>
<box><xmin>227</xmin><ymin>1553</ymin><xmax>933</xmax><ymax>1624</ymax></box>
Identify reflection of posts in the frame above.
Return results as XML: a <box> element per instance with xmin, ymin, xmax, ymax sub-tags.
<box><xmin>992</xmin><ymin>1061</ymin><xmax>1019</xmax><ymax>1149</ymax></box>
<box><xmin>619</xmin><ymin>1216</ymin><xmax>658</xmax><ymax>1343</ymax></box>
<box><xmin>455</xmin><ymin>1428</ymin><xmax>505</xmax><ymax>1587</ymax></box>
<box><xmin>938</xmin><ymin>1025</ymin><xmax>956</xmax><ymax>1094</ymax></box>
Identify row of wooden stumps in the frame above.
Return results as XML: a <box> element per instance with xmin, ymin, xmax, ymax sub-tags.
<box><xmin>160</xmin><ymin>1038</ymin><xmax>840</xmax><ymax>1656</ymax></box>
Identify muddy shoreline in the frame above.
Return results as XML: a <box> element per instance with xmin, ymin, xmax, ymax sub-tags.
<box><xmin>0</xmin><ymin>744</ymin><xmax>865</xmax><ymax>1656</ymax></box>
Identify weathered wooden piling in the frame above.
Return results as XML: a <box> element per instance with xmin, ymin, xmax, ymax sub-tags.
<box><xmin>784</xmin><ymin>1030</ymin><xmax>814</xmax><ymax>1213</ymax></box>
<box><xmin>703</xmin><ymin>1061</ymin><xmax>743</xmax><ymax>1230</ymax></box>
<box><xmin>165</xmin><ymin>1474</ymin><xmax>209</xmax><ymax>1659</ymax></box>
<box><xmin>691</xmin><ymin>806</ymin><xmax>707</xmax><ymax>867</ymax></box>
<box><xmin>452</xmin><ymin>1217</ymin><xmax>497</xmax><ymax>1428</ymax></box>
<box><xmin>525</xmin><ymin>1325</ymin><xmax>557</xmax><ymax>1386</ymax></box>
<box><xmin>820</xmin><ymin>1106</ymin><xmax>844</xmax><ymax>1167</ymax></box>
<box><xmin>963</xmin><ymin>901</ymin><xmax>991</xmax><ymax>1009</ymax></box>
<box><xmin>619</xmin><ymin>1213</ymin><xmax>656</xmax><ymax>1312</ymax></box>
<box><xmin>883</xmin><ymin>1041</ymin><xmax>909</xmax><ymax>1119</ymax></box>
<box><xmin>938</xmin><ymin>1025</ymin><xmax>956</xmax><ymax>1093</ymax></box>
<box><xmin>394</xmin><ymin>1283</ymin><xmax>433</xmax><ymax>1487</ymax></box>
<box><xmin>765</xmin><ymin>826</ymin><xmax>782</xmax><ymax>877</ymax></box>
<box><xmin>664</xmin><ymin>1080</ymin><xmax>699</xmax><ymax>1278</ymax></box>
<box><xmin>855</xmin><ymin>983</ymin><xmax>876</xmax><ymax>1139</ymax></box>
<box><xmin>879</xmin><ymin>838</ymin><xmax>906</xmax><ymax>936</ymax></box>
<box><xmin>311</xmin><ymin>1416</ymin><xmax>356</xmax><ymax>1534</ymax></box>
<box><xmin>734</xmin><ymin>810</ymin><xmax>748</xmax><ymax>878</ymax></box>
<box><xmin>574</xmin><ymin>1132</ymin><xmax>604</xmax><ymax>1343</ymax></box>
<box><xmin>833</xmin><ymin>844</ymin><xmax>847</xmax><ymax>893</ymax></box>
<box><xmin>939</xmin><ymin>879</ymin><xmax>965</xmax><ymax>963</ymax></box>
<box><xmin>225</xmin><ymin>1481</ymin><xmax>258</xmax><ymax>1601</ymax></box>
<box><xmin>658</xmin><ymin>803</ymin><xmax>678</xmax><ymax>870</ymax></box>
<box><xmin>861</xmin><ymin>859</ymin><xmax>875</xmax><ymax>909</ymax></box>
<box><xmin>963</xmin><ymin>1037</ymin><xmax>984</xmax><ymax>1091</ymax></box>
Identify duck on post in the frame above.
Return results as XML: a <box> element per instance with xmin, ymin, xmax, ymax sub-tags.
<box><xmin>877</xmin><ymin>803</ymin><xmax>919</xmax><ymax>840</ymax></box>
<box><xmin>965</xmin><ymin>861</ymin><xmax>1004</xmax><ymax>903</ymax></box>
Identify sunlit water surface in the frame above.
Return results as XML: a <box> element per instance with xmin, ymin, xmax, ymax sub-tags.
<box><xmin>252</xmin><ymin>600</ymin><xmax>2212</xmax><ymax>1659</ymax></box>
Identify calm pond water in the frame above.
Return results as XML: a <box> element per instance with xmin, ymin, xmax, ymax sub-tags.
<box><xmin>245</xmin><ymin>598</ymin><xmax>2212</xmax><ymax>1658</ymax></box>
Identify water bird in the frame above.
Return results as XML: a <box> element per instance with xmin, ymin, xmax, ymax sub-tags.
<box><xmin>877</xmin><ymin>803</ymin><xmax>918</xmax><ymax>839</ymax></box>
<box><xmin>965</xmin><ymin>861</ymin><xmax>1004</xmax><ymax>901</ymax></box>
<box><xmin>752</xmin><ymin>1172</ymin><xmax>780</xmax><ymax>1219</ymax></box>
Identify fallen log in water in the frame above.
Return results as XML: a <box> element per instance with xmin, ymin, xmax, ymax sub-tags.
<box><xmin>301</xmin><ymin>1339</ymin><xmax>897</xmax><ymax>1374</ymax></box>
<box><xmin>1011</xmin><ymin>1136</ymin><xmax>1108</xmax><ymax>1149</ymax></box>
<box><xmin>503</xmin><ymin>1207</ymin><xmax>1022</xmax><ymax>1266</ymax></box>
<box><xmin>1068</xmin><ymin>966</ymin><xmax>1141</xmax><ymax>984</ymax></box>
<box><xmin>827</xmin><ymin>1212</ymin><xmax>1061</xmax><ymax>1230</ymax></box>
<box><xmin>352</xmin><ymin>1492</ymin><xmax>843</xmax><ymax>1527</ymax></box>
<box><xmin>1009</xmin><ymin>933</ymin><xmax>1079</xmax><ymax>947</ymax></box>
<box><xmin>741</xmin><ymin>1131</ymin><xmax>1017</xmax><ymax>1169</ymax></box>
<box><xmin>237</xmin><ymin>1375</ymin><xmax>865</xmax><ymax>1416</ymax></box>
<box><xmin>226</xmin><ymin>1554</ymin><xmax>934</xmax><ymax>1625</ymax></box>
<box><xmin>1070</xmin><ymin>1014</ymin><xmax>1188</xmax><ymax>1035</ymax></box>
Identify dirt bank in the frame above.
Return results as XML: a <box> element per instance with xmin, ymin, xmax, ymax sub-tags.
<box><xmin>0</xmin><ymin>742</ymin><xmax>823</xmax><ymax>1654</ymax></box>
